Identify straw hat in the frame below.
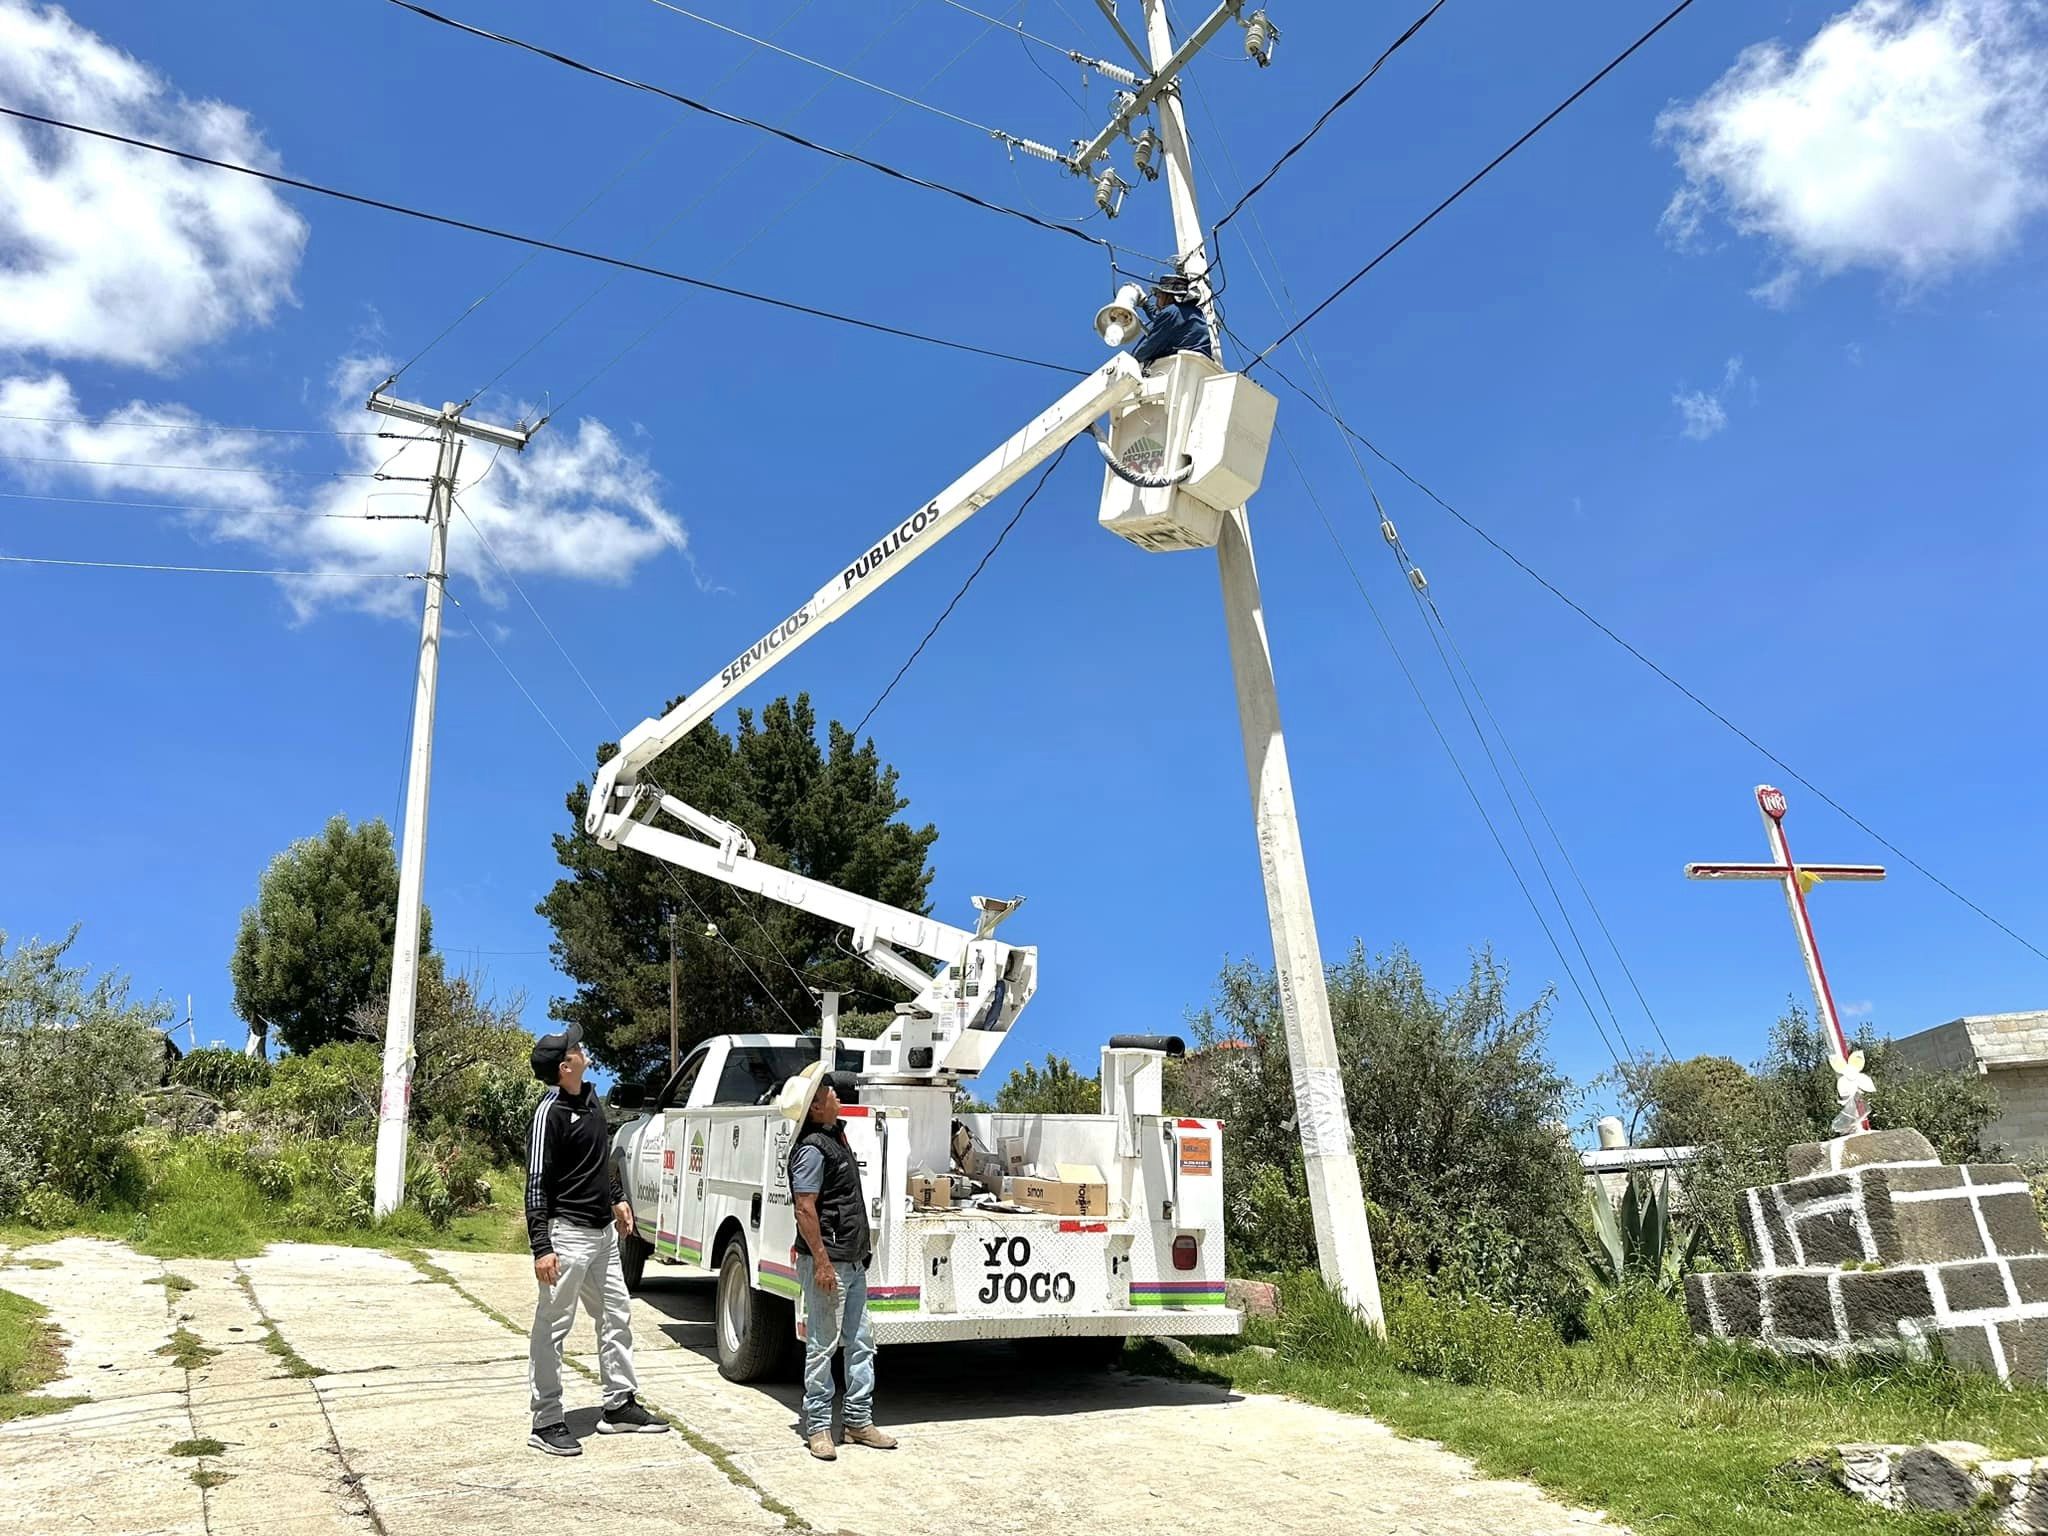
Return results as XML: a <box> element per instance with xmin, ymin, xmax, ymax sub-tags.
<box><xmin>773</xmin><ymin>1059</ymin><xmax>827</xmax><ymax>1124</ymax></box>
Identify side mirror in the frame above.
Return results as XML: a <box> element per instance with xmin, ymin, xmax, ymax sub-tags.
<box><xmin>608</xmin><ymin>1082</ymin><xmax>647</xmax><ymax>1112</ymax></box>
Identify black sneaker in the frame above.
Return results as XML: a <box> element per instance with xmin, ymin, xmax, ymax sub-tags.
<box><xmin>597</xmin><ymin>1394</ymin><xmax>670</xmax><ymax>1435</ymax></box>
<box><xmin>528</xmin><ymin>1422</ymin><xmax>581</xmax><ymax>1456</ymax></box>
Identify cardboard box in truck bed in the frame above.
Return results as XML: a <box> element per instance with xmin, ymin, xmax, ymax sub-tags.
<box><xmin>1003</xmin><ymin>1174</ymin><xmax>1108</xmax><ymax>1217</ymax></box>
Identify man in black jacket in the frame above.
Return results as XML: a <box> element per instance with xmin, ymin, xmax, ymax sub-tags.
<box><xmin>783</xmin><ymin>1060</ymin><xmax>898</xmax><ymax>1462</ymax></box>
<box><xmin>525</xmin><ymin>1025</ymin><xmax>669</xmax><ymax>1455</ymax></box>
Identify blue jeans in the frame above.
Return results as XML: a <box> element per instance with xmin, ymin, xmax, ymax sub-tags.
<box><xmin>797</xmin><ymin>1254</ymin><xmax>873</xmax><ymax>1437</ymax></box>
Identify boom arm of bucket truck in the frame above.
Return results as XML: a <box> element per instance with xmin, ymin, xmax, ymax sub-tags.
<box><xmin>583</xmin><ymin>355</ymin><xmax>1149</xmax><ymax>1080</ymax></box>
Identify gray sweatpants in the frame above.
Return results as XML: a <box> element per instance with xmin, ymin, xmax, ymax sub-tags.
<box><xmin>529</xmin><ymin>1218</ymin><xmax>639</xmax><ymax>1430</ymax></box>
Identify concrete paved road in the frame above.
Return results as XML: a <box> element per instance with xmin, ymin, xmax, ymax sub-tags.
<box><xmin>0</xmin><ymin>1239</ymin><xmax>1620</xmax><ymax>1536</ymax></box>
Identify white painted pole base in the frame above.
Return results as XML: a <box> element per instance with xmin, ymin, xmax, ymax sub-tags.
<box><xmin>1216</xmin><ymin>507</ymin><xmax>1385</xmax><ymax>1329</ymax></box>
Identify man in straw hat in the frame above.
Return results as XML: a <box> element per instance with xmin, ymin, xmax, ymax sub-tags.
<box><xmin>777</xmin><ymin>1058</ymin><xmax>899</xmax><ymax>1461</ymax></box>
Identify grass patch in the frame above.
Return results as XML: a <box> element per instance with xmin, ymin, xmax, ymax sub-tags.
<box><xmin>190</xmin><ymin>1467</ymin><xmax>232</xmax><ymax>1489</ymax></box>
<box><xmin>144</xmin><ymin>1273</ymin><xmax>195</xmax><ymax>1295</ymax></box>
<box><xmin>9</xmin><ymin>1259</ymin><xmax>59</xmax><ymax>1271</ymax></box>
<box><xmin>0</xmin><ymin>1288</ymin><xmax>84</xmax><ymax>1422</ymax></box>
<box><xmin>228</xmin><ymin>1271</ymin><xmax>324</xmax><ymax>1379</ymax></box>
<box><xmin>156</xmin><ymin>1327</ymin><xmax>220</xmax><ymax>1371</ymax></box>
<box><xmin>17</xmin><ymin>1157</ymin><xmax>531</xmax><ymax>1261</ymax></box>
<box><xmin>1135</xmin><ymin>1279</ymin><xmax>2046</xmax><ymax>1536</ymax></box>
<box><xmin>168</xmin><ymin>1437</ymin><xmax>226</xmax><ymax>1457</ymax></box>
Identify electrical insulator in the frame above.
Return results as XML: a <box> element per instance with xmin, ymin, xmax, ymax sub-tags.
<box><xmin>703</xmin><ymin>922</ymin><xmax>720</xmax><ymax>938</ymax></box>
<box><xmin>1407</xmin><ymin>567</ymin><xmax>1428</xmax><ymax>595</ymax></box>
<box><xmin>1379</xmin><ymin>518</ymin><xmax>1399</xmax><ymax>546</ymax></box>
<box><xmin>1094</xmin><ymin>168</ymin><xmax>1130</xmax><ymax>218</ymax></box>
<box><xmin>1243</xmin><ymin>10</ymin><xmax>1279</xmax><ymax>67</ymax></box>
<box><xmin>1132</xmin><ymin>127</ymin><xmax>1160</xmax><ymax>182</ymax></box>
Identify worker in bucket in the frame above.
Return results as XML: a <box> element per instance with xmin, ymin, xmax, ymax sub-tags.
<box><xmin>524</xmin><ymin>1024</ymin><xmax>670</xmax><ymax>1455</ymax></box>
<box><xmin>777</xmin><ymin>1060</ymin><xmax>898</xmax><ymax>1461</ymax></box>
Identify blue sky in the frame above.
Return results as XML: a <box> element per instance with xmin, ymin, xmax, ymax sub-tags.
<box><xmin>2</xmin><ymin>0</ymin><xmax>2043</xmax><ymax>1122</ymax></box>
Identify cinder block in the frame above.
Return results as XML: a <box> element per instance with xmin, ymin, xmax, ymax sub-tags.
<box><xmin>2008</xmin><ymin>1255</ymin><xmax>2048</xmax><ymax>1305</ymax></box>
<box><xmin>1787</xmin><ymin>1129</ymin><xmax>1938</xmax><ymax>1180</ymax></box>
<box><xmin>1937</xmin><ymin>1260</ymin><xmax>2013</xmax><ymax>1314</ymax></box>
<box><xmin>1883</xmin><ymin>1165</ymin><xmax>1967</xmax><ymax>1194</ymax></box>
<box><xmin>1894</xmin><ymin>1199</ymin><xmax>1988</xmax><ymax>1263</ymax></box>
<box><xmin>1684</xmin><ymin>1274</ymin><xmax>1715</xmax><ymax>1336</ymax></box>
<box><xmin>1713</xmin><ymin>1273</ymin><xmax>1763</xmax><ymax>1339</ymax></box>
<box><xmin>1796</xmin><ymin>1210</ymin><xmax>1868</xmax><ymax>1266</ymax></box>
<box><xmin>1980</xmin><ymin>1194</ymin><xmax>2048</xmax><ymax>1258</ymax></box>
<box><xmin>1745</xmin><ymin>1189</ymin><xmax>1794</xmax><ymax>1269</ymax></box>
<box><xmin>2002</xmin><ymin>1319</ymin><xmax>2048</xmax><ymax>1385</ymax></box>
<box><xmin>1840</xmin><ymin>1268</ymin><xmax>1935</xmax><ymax>1338</ymax></box>
<box><xmin>1783</xmin><ymin>1172</ymin><xmax>1852</xmax><ymax>1206</ymax></box>
<box><xmin>1769</xmin><ymin>1273</ymin><xmax>1840</xmax><ymax>1343</ymax></box>
<box><xmin>1936</xmin><ymin>1321</ymin><xmax>2002</xmax><ymax>1378</ymax></box>
<box><xmin>1967</xmin><ymin>1163</ymin><xmax>2028</xmax><ymax>1188</ymax></box>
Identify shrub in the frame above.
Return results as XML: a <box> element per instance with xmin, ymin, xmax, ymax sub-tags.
<box><xmin>1228</xmin><ymin>1162</ymin><xmax>1317</xmax><ymax>1275</ymax></box>
<box><xmin>1383</xmin><ymin>1281</ymin><xmax>1568</xmax><ymax>1387</ymax></box>
<box><xmin>170</xmin><ymin>1048</ymin><xmax>271</xmax><ymax>1107</ymax></box>
<box><xmin>244</xmin><ymin>1043</ymin><xmax>379</xmax><ymax>1140</ymax></box>
<box><xmin>1188</xmin><ymin>946</ymin><xmax>1585</xmax><ymax>1323</ymax></box>
<box><xmin>21</xmin><ymin>1188</ymin><xmax>80</xmax><ymax>1231</ymax></box>
<box><xmin>464</xmin><ymin>1062</ymin><xmax>545</xmax><ymax>1167</ymax></box>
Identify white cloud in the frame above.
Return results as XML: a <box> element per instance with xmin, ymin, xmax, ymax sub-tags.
<box><xmin>0</xmin><ymin>362</ymin><xmax>689</xmax><ymax>618</ymax></box>
<box><xmin>1844</xmin><ymin>1000</ymin><xmax>1875</xmax><ymax>1018</ymax></box>
<box><xmin>0</xmin><ymin>1</ymin><xmax>307</xmax><ymax>368</ymax></box>
<box><xmin>1658</xmin><ymin>0</ymin><xmax>2048</xmax><ymax>289</ymax></box>
<box><xmin>1672</xmin><ymin>356</ymin><xmax>1745</xmax><ymax>440</ymax></box>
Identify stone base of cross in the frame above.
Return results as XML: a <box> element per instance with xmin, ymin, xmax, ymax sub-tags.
<box><xmin>1687</xmin><ymin>785</ymin><xmax>1886</xmax><ymax>1132</ymax></box>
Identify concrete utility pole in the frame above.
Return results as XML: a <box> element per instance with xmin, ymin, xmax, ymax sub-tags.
<box><xmin>1139</xmin><ymin>0</ymin><xmax>1385</xmax><ymax>1327</ymax></box>
<box><xmin>669</xmin><ymin>909</ymin><xmax>681</xmax><ymax>1075</ymax></box>
<box><xmin>365</xmin><ymin>392</ymin><xmax>531</xmax><ymax>1219</ymax></box>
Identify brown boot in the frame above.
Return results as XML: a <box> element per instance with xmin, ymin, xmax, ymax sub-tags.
<box><xmin>807</xmin><ymin>1431</ymin><xmax>837</xmax><ymax>1461</ymax></box>
<box><xmin>844</xmin><ymin>1424</ymin><xmax>898</xmax><ymax>1450</ymax></box>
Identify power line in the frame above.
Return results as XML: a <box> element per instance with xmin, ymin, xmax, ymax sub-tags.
<box><xmin>0</xmin><ymin>554</ymin><xmax>416</xmax><ymax>579</ymax></box>
<box><xmin>1210</xmin><ymin>0</ymin><xmax>1448</xmax><ymax>235</ymax></box>
<box><xmin>1253</xmin><ymin>0</ymin><xmax>1702</xmax><ymax>366</ymax></box>
<box><xmin>643</xmin><ymin>0</ymin><xmax>1018</xmax><ymax>139</ymax></box>
<box><xmin>0</xmin><ymin>490</ymin><xmax>421</xmax><ymax>521</ymax></box>
<box><xmin>468</xmin><ymin>0</ymin><xmax>927</xmax><ymax>409</ymax></box>
<box><xmin>852</xmin><ymin>440</ymin><xmax>1068</xmax><ymax>739</ymax></box>
<box><xmin>0</xmin><ymin>413</ymin><xmax>425</xmax><ymax>440</ymax></box>
<box><xmin>0</xmin><ymin>452</ymin><xmax>412</xmax><ymax>480</ymax></box>
<box><xmin>0</xmin><ymin>105</ymin><xmax>1082</xmax><ymax>380</ymax></box>
<box><xmin>1247</xmin><ymin>351</ymin><xmax>2048</xmax><ymax>970</ymax></box>
<box><xmin>547</xmin><ymin>0</ymin><xmax>1028</xmax><ymax>416</ymax></box>
<box><xmin>1199</xmin><ymin>89</ymin><xmax>1664</xmax><ymax>1064</ymax></box>
<box><xmin>384</xmin><ymin>0</ymin><xmax>824</xmax><ymax>389</ymax></box>
<box><xmin>385</xmin><ymin>2</ymin><xmax>1101</xmax><ymax>251</ymax></box>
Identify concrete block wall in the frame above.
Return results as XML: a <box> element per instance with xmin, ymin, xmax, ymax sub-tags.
<box><xmin>1688</xmin><ymin>1133</ymin><xmax>2048</xmax><ymax>1385</ymax></box>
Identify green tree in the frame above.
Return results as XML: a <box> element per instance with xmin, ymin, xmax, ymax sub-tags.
<box><xmin>539</xmin><ymin>695</ymin><xmax>939</xmax><ymax>1083</ymax></box>
<box><xmin>230</xmin><ymin>816</ymin><xmax>434</xmax><ymax>1057</ymax></box>
<box><xmin>1185</xmin><ymin>945</ymin><xmax>1584</xmax><ymax>1318</ymax></box>
<box><xmin>992</xmin><ymin>1054</ymin><xmax>1101</xmax><ymax>1114</ymax></box>
<box><xmin>0</xmin><ymin>928</ymin><xmax>172</xmax><ymax>1212</ymax></box>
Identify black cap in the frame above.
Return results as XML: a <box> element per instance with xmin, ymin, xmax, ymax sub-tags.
<box><xmin>530</xmin><ymin>1025</ymin><xmax>584</xmax><ymax>1084</ymax></box>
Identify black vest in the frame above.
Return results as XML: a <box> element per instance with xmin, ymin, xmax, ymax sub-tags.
<box><xmin>790</xmin><ymin>1121</ymin><xmax>871</xmax><ymax>1264</ymax></box>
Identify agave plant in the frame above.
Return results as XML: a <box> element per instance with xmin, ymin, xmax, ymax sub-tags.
<box><xmin>1581</xmin><ymin>1171</ymin><xmax>1703</xmax><ymax>1297</ymax></box>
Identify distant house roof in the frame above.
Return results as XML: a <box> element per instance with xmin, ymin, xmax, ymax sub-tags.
<box><xmin>1579</xmin><ymin>1145</ymin><xmax>1700</xmax><ymax>1175</ymax></box>
<box><xmin>1886</xmin><ymin>1011</ymin><xmax>2048</xmax><ymax>1071</ymax></box>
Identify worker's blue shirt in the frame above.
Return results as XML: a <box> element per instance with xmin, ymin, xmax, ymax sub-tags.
<box><xmin>790</xmin><ymin>1144</ymin><xmax>824</xmax><ymax>1195</ymax></box>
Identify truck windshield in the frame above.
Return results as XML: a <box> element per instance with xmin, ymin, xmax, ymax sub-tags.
<box><xmin>712</xmin><ymin>1043</ymin><xmax>867</xmax><ymax>1106</ymax></box>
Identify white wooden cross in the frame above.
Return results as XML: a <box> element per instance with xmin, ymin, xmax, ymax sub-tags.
<box><xmin>1687</xmin><ymin>785</ymin><xmax>1887</xmax><ymax>1132</ymax></box>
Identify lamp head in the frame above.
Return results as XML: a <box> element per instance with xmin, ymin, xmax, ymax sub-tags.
<box><xmin>1093</xmin><ymin>282</ymin><xmax>1147</xmax><ymax>348</ymax></box>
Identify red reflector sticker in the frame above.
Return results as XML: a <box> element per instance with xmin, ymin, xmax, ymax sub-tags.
<box><xmin>1176</xmin><ymin>1118</ymin><xmax>1205</xmax><ymax>1129</ymax></box>
<box><xmin>1058</xmin><ymin>1221</ymin><xmax>1109</xmax><ymax>1233</ymax></box>
<box><xmin>839</xmin><ymin>1105</ymin><xmax>871</xmax><ymax>1117</ymax></box>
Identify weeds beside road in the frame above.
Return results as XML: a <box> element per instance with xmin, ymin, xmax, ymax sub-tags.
<box><xmin>1136</xmin><ymin>1276</ymin><xmax>2045</xmax><ymax>1536</ymax></box>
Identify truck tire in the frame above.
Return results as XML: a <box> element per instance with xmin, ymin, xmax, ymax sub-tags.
<box><xmin>716</xmin><ymin>1240</ymin><xmax>796</xmax><ymax>1383</ymax></box>
<box><xmin>619</xmin><ymin>1232</ymin><xmax>651</xmax><ymax>1294</ymax></box>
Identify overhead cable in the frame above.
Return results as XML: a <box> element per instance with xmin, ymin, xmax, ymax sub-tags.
<box><xmin>0</xmin><ymin>490</ymin><xmax>421</xmax><ymax>522</ymax></box>
<box><xmin>0</xmin><ymin>107</ymin><xmax>1083</xmax><ymax>379</ymax></box>
<box><xmin>1211</xmin><ymin>0</ymin><xmax>1448</xmax><ymax>234</ymax></box>
<box><xmin>1253</xmin><ymin>0</ymin><xmax>1702</xmax><ymax>366</ymax></box>
<box><xmin>1247</xmin><ymin>350</ymin><xmax>2048</xmax><ymax>970</ymax></box>
<box><xmin>852</xmin><ymin>441</ymin><xmax>1068</xmax><ymax>739</ymax></box>
<box><xmin>0</xmin><ymin>452</ymin><xmax>412</xmax><ymax>480</ymax></box>
<box><xmin>384</xmin><ymin>0</ymin><xmax>825</xmax><ymax>389</ymax></box>
<box><xmin>384</xmin><ymin>2</ymin><xmax>1098</xmax><ymax>250</ymax></box>
<box><xmin>0</xmin><ymin>554</ymin><xmax>416</xmax><ymax>579</ymax></box>
<box><xmin>0</xmin><ymin>414</ymin><xmax>422</xmax><ymax>439</ymax></box>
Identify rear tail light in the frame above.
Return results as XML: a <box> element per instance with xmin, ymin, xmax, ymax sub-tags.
<box><xmin>1171</xmin><ymin>1235</ymin><xmax>1198</xmax><ymax>1271</ymax></box>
